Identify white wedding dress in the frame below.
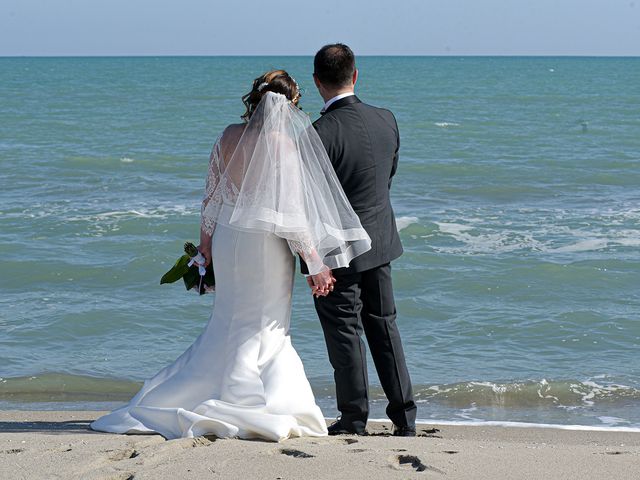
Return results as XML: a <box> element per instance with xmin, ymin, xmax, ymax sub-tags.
<box><xmin>89</xmin><ymin>202</ymin><xmax>328</xmax><ymax>441</ymax></box>
<box><xmin>90</xmin><ymin>91</ymin><xmax>370</xmax><ymax>442</ymax></box>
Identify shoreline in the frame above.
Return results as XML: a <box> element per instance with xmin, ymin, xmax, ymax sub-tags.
<box><xmin>5</xmin><ymin>404</ymin><xmax>640</xmax><ymax>433</ymax></box>
<box><xmin>4</xmin><ymin>403</ymin><xmax>640</xmax><ymax>432</ymax></box>
<box><xmin>1</xmin><ymin>410</ymin><xmax>639</xmax><ymax>479</ymax></box>
<box><xmin>385</xmin><ymin>419</ymin><xmax>640</xmax><ymax>433</ymax></box>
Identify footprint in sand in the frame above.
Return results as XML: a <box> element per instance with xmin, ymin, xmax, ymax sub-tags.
<box><xmin>2</xmin><ymin>448</ymin><xmax>24</xmax><ymax>454</ymax></box>
<box><xmin>108</xmin><ymin>448</ymin><xmax>139</xmax><ymax>461</ymax></box>
<box><xmin>108</xmin><ymin>473</ymin><xmax>135</xmax><ymax>480</ymax></box>
<box><xmin>389</xmin><ymin>454</ymin><xmax>445</xmax><ymax>475</ymax></box>
<box><xmin>280</xmin><ymin>448</ymin><xmax>314</xmax><ymax>458</ymax></box>
<box><xmin>85</xmin><ymin>468</ymin><xmax>136</xmax><ymax>480</ymax></box>
<box><xmin>419</xmin><ymin>428</ymin><xmax>442</xmax><ymax>438</ymax></box>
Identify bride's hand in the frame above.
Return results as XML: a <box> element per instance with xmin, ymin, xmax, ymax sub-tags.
<box><xmin>197</xmin><ymin>243</ymin><xmax>212</xmax><ymax>267</ymax></box>
<box><xmin>308</xmin><ymin>268</ymin><xmax>335</xmax><ymax>297</ymax></box>
<box><xmin>306</xmin><ymin>277</ymin><xmax>320</xmax><ymax>296</ymax></box>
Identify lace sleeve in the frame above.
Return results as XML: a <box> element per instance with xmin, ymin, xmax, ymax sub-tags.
<box><xmin>286</xmin><ymin>236</ymin><xmax>325</xmax><ymax>276</ymax></box>
<box><xmin>287</xmin><ymin>237</ymin><xmax>314</xmax><ymax>261</ymax></box>
<box><xmin>200</xmin><ymin>135</ymin><xmax>223</xmax><ymax>236</ymax></box>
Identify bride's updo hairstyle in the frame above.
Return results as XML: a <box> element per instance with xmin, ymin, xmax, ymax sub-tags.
<box><xmin>241</xmin><ymin>70</ymin><xmax>301</xmax><ymax>121</ymax></box>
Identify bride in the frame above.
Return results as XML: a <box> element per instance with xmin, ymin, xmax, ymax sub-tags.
<box><xmin>89</xmin><ymin>70</ymin><xmax>372</xmax><ymax>442</ymax></box>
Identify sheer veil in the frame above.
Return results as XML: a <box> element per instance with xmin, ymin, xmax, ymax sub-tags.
<box><xmin>201</xmin><ymin>91</ymin><xmax>371</xmax><ymax>275</ymax></box>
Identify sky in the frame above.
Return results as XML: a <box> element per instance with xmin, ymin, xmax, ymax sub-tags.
<box><xmin>1</xmin><ymin>0</ymin><xmax>639</xmax><ymax>56</ymax></box>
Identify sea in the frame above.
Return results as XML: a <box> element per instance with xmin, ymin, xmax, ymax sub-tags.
<box><xmin>1</xmin><ymin>56</ymin><xmax>639</xmax><ymax>431</ymax></box>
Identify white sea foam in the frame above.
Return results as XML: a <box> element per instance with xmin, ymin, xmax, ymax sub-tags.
<box><xmin>434</xmin><ymin>122</ymin><xmax>460</xmax><ymax>128</ymax></box>
<box><xmin>433</xmin><ymin>222</ymin><xmax>543</xmax><ymax>254</ymax></box>
<box><xmin>398</xmin><ymin>420</ymin><xmax>640</xmax><ymax>432</ymax></box>
<box><xmin>536</xmin><ymin>378</ymin><xmax>561</xmax><ymax>403</ymax></box>
<box><xmin>68</xmin><ymin>204</ymin><xmax>195</xmax><ymax>223</ymax></box>
<box><xmin>579</xmin><ymin>380</ymin><xmax>633</xmax><ymax>400</ymax></box>
<box><xmin>413</xmin><ymin>378</ymin><xmax>639</xmax><ymax>407</ymax></box>
<box><xmin>597</xmin><ymin>416</ymin><xmax>632</xmax><ymax>426</ymax></box>
<box><xmin>435</xmin><ymin>222</ymin><xmax>473</xmax><ymax>235</ymax></box>
<box><xmin>97</xmin><ymin>210</ymin><xmax>156</xmax><ymax>219</ymax></box>
<box><xmin>456</xmin><ymin>404</ymin><xmax>479</xmax><ymax>421</ymax></box>
<box><xmin>545</xmin><ymin>230</ymin><xmax>640</xmax><ymax>253</ymax></box>
<box><xmin>549</xmin><ymin>239</ymin><xmax>609</xmax><ymax>253</ymax></box>
<box><xmin>613</xmin><ymin>233</ymin><xmax>640</xmax><ymax>247</ymax></box>
<box><xmin>469</xmin><ymin>381</ymin><xmax>507</xmax><ymax>393</ymax></box>
<box><xmin>120</xmin><ymin>157</ymin><xmax>134</xmax><ymax>163</ymax></box>
<box><xmin>396</xmin><ymin>216</ymin><xmax>419</xmax><ymax>231</ymax></box>
<box><xmin>429</xmin><ymin>213</ymin><xmax>640</xmax><ymax>255</ymax></box>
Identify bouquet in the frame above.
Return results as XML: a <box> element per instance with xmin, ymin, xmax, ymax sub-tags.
<box><xmin>160</xmin><ymin>242</ymin><xmax>215</xmax><ymax>294</ymax></box>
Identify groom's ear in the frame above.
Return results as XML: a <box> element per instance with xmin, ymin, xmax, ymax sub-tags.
<box><xmin>313</xmin><ymin>73</ymin><xmax>322</xmax><ymax>90</ymax></box>
<box><xmin>352</xmin><ymin>69</ymin><xmax>359</xmax><ymax>87</ymax></box>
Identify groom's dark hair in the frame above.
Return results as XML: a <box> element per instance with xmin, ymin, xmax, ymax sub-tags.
<box><xmin>314</xmin><ymin>43</ymin><xmax>356</xmax><ymax>88</ymax></box>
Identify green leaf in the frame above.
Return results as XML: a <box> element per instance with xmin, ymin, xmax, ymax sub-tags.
<box><xmin>160</xmin><ymin>254</ymin><xmax>191</xmax><ymax>284</ymax></box>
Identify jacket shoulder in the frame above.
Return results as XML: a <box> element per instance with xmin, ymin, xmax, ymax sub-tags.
<box><xmin>354</xmin><ymin>103</ymin><xmax>399</xmax><ymax>137</ymax></box>
<box><xmin>312</xmin><ymin>113</ymin><xmax>340</xmax><ymax>137</ymax></box>
<box><xmin>355</xmin><ymin>100</ymin><xmax>395</xmax><ymax>115</ymax></box>
<box><xmin>360</xmin><ymin>102</ymin><xmax>397</xmax><ymax>121</ymax></box>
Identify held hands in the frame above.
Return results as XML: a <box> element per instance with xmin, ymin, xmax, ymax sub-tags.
<box><xmin>306</xmin><ymin>266</ymin><xmax>336</xmax><ymax>298</ymax></box>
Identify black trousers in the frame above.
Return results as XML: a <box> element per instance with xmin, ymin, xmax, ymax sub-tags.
<box><xmin>314</xmin><ymin>262</ymin><xmax>417</xmax><ymax>431</ymax></box>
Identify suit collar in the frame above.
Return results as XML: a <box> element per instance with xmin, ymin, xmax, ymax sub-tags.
<box><xmin>321</xmin><ymin>94</ymin><xmax>361</xmax><ymax>115</ymax></box>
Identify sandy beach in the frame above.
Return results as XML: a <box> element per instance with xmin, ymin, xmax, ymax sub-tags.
<box><xmin>0</xmin><ymin>411</ymin><xmax>638</xmax><ymax>479</ymax></box>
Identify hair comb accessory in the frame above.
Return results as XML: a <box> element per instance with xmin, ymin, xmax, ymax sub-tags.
<box><xmin>257</xmin><ymin>82</ymin><xmax>269</xmax><ymax>92</ymax></box>
<box><xmin>290</xmin><ymin>76</ymin><xmax>301</xmax><ymax>102</ymax></box>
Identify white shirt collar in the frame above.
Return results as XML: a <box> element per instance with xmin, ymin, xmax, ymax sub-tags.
<box><xmin>321</xmin><ymin>92</ymin><xmax>355</xmax><ymax>113</ymax></box>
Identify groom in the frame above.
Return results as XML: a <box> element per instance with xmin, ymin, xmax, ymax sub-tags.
<box><xmin>307</xmin><ymin>43</ymin><xmax>417</xmax><ymax>436</ymax></box>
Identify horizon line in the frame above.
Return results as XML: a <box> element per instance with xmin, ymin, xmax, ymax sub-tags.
<box><xmin>2</xmin><ymin>54</ymin><xmax>640</xmax><ymax>59</ymax></box>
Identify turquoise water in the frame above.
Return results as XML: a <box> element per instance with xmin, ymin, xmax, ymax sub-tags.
<box><xmin>1</xmin><ymin>57</ymin><xmax>639</xmax><ymax>429</ymax></box>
